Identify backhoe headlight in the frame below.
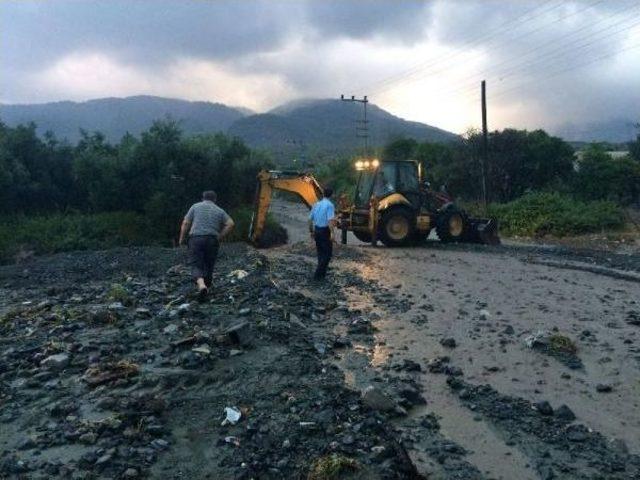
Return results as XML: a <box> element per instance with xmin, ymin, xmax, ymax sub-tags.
<box><xmin>371</xmin><ymin>159</ymin><xmax>380</xmax><ymax>168</ymax></box>
<box><xmin>363</xmin><ymin>161</ymin><xmax>370</xmax><ymax>168</ymax></box>
<box><xmin>355</xmin><ymin>161</ymin><xmax>364</xmax><ymax>170</ymax></box>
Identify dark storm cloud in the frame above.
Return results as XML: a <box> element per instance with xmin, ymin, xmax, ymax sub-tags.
<box><xmin>304</xmin><ymin>0</ymin><xmax>431</xmax><ymax>43</ymax></box>
<box><xmin>1</xmin><ymin>0</ymin><xmax>296</xmax><ymax>69</ymax></box>
<box><xmin>1</xmin><ymin>0</ymin><xmax>638</xmax><ymax>132</ymax></box>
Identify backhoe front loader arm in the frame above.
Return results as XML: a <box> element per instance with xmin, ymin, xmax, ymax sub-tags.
<box><xmin>249</xmin><ymin>170</ymin><xmax>323</xmax><ymax>246</ymax></box>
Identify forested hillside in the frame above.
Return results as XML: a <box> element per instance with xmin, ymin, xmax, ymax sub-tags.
<box><xmin>0</xmin><ymin>96</ymin><xmax>248</xmax><ymax>143</ymax></box>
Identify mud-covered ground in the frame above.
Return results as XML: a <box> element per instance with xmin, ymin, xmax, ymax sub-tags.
<box><xmin>270</xmin><ymin>200</ymin><xmax>640</xmax><ymax>480</ymax></box>
<box><xmin>1</xmin><ymin>202</ymin><xmax>640</xmax><ymax>480</ymax></box>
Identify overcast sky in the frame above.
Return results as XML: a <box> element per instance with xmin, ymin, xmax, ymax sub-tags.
<box><xmin>1</xmin><ymin>0</ymin><xmax>639</xmax><ymax>134</ymax></box>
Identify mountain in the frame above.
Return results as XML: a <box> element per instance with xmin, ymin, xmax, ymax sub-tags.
<box><xmin>229</xmin><ymin>99</ymin><xmax>457</xmax><ymax>155</ymax></box>
<box><xmin>0</xmin><ymin>96</ymin><xmax>457</xmax><ymax>158</ymax></box>
<box><xmin>0</xmin><ymin>96</ymin><xmax>248</xmax><ymax>143</ymax></box>
<box><xmin>553</xmin><ymin>118</ymin><xmax>638</xmax><ymax>144</ymax></box>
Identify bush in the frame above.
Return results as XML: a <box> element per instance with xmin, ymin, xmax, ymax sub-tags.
<box><xmin>487</xmin><ymin>192</ymin><xmax>625</xmax><ymax>237</ymax></box>
<box><xmin>226</xmin><ymin>206</ymin><xmax>287</xmax><ymax>247</ymax></box>
<box><xmin>573</xmin><ymin>145</ymin><xmax>640</xmax><ymax>206</ymax></box>
<box><xmin>0</xmin><ymin>212</ymin><xmax>159</xmax><ymax>263</ymax></box>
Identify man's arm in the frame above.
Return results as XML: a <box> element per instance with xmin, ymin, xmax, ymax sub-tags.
<box><xmin>328</xmin><ymin>204</ymin><xmax>337</xmax><ymax>242</ymax></box>
<box><xmin>309</xmin><ymin>205</ymin><xmax>316</xmax><ymax>238</ymax></box>
<box><xmin>179</xmin><ymin>219</ymin><xmax>191</xmax><ymax>246</ymax></box>
<box><xmin>219</xmin><ymin>218</ymin><xmax>235</xmax><ymax>240</ymax></box>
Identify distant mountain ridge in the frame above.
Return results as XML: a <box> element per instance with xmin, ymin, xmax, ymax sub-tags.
<box><xmin>552</xmin><ymin>118</ymin><xmax>638</xmax><ymax>144</ymax></box>
<box><xmin>0</xmin><ymin>95</ymin><xmax>458</xmax><ymax>158</ymax></box>
<box><xmin>0</xmin><ymin>96</ymin><xmax>247</xmax><ymax>143</ymax></box>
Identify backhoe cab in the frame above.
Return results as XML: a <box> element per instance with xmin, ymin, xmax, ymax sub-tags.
<box><xmin>341</xmin><ymin>158</ymin><xmax>499</xmax><ymax>246</ymax></box>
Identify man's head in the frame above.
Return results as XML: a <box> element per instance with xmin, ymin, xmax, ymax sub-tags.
<box><xmin>202</xmin><ymin>190</ymin><xmax>217</xmax><ymax>202</ymax></box>
<box><xmin>323</xmin><ymin>187</ymin><xmax>334</xmax><ymax>199</ymax></box>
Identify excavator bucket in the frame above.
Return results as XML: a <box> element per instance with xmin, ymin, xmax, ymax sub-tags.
<box><xmin>466</xmin><ymin>218</ymin><xmax>500</xmax><ymax>245</ymax></box>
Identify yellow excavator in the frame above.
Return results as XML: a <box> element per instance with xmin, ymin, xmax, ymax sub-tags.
<box><xmin>249</xmin><ymin>159</ymin><xmax>499</xmax><ymax>247</ymax></box>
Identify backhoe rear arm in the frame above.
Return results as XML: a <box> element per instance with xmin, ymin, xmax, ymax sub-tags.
<box><xmin>249</xmin><ymin>170</ymin><xmax>323</xmax><ymax>245</ymax></box>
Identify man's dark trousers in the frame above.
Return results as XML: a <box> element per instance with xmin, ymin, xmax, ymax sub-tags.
<box><xmin>314</xmin><ymin>227</ymin><xmax>332</xmax><ymax>279</ymax></box>
<box><xmin>188</xmin><ymin>235</ymin><xmax>219</xmax><ymax>287</ymax></box>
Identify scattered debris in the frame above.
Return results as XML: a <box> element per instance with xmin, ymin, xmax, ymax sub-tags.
<box><xmin>221</xmin><ymin>407</ymin><xmax>242</xmax><ymax>426</ymax></box>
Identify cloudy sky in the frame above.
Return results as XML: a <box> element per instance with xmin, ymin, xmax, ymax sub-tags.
<box><xmin>1</xmin><ymin>0</ymin><xmax>639</xmax><ymax>134</ymax></box>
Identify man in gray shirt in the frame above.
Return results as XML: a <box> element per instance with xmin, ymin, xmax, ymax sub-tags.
<box><xmin>179</xmin><ymin>190</ymin><xmax>235</xmax><ymax>297</ymax></box>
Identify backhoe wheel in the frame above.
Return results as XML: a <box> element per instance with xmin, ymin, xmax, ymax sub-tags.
<box><xmin>436</xmin><ymin>209</ymin><xmax>467</xmax><ymax>243</ymax></box>
<box><xmin>379</xmin><ymin>208</ymin><xmax>415</xmax><ymax>247</ymax></box>
<box><xmin>353</xmin><ymin>230</ymin><xmax>372</xmax><ymax>243</ymax></box>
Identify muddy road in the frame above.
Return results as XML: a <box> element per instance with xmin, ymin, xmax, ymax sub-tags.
<box><xmin>270</xmin><ymin>199</ymin><xmax>640</xmax><ymax>479</ymax></box>
<box><xmin>0</xmin><ymin>201</ymin><xmax>639</xmax><ymax>480</ymax></box>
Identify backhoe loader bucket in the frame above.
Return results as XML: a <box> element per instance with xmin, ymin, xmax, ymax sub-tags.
<box><xmin>466</xmin><ymin>218</ymin><xmax>500</xmax><ymax>245</ymax></box>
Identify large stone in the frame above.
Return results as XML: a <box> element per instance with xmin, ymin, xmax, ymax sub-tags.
<box><xmin>40</xmin><ymin>353</ymin><xmax>70</xmax><ymax>371</ymax></box>
<box><xmin>362</xmin><ymin>386</ymin><xmax>396</xmax><ymax>412</ymax></box>
<box><xmin>224</xmin><ymin>321</ymin><xmax>251</xmax><ymax>346</ymax></box>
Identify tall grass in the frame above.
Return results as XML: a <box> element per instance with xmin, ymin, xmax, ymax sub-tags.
<box><xmin>0</xmin><ymin>212</ymin><xmax>159</xmax><ymax>262</ymax></box>
<box><xmin>0</xmin><ymin>207</ymin><xmax>287</xmax><ymax>263</ymax></box>
<box><xmin>485</xmin><ymin>192</ymin><xmax>625</xmax><ymax>237</ymax></box>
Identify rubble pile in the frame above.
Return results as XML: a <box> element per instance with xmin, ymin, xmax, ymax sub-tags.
<box><xmin>0</xmin><ymin>245</ymin><xmax>422</xmax><ymax>479</ymax></box>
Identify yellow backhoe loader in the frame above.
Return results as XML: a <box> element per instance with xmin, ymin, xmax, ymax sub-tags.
<box><xmin>249</xmin><ymin>159</ymin><xmax>499</xmax><ymax>247</ymax></box>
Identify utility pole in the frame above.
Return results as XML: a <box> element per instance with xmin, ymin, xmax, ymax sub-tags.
<box><xmin>480</xmin><ymin>80</ymin><xmax>489</xmax><ymax>210</ymax></box>
<box><xmin>340</xmin><ymin>94</ymin><xmax>369</xmax><ymax>157</ymax></box>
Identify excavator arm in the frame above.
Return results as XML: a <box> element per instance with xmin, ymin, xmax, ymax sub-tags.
<box><xmin>249</xmin><ymin>170</ymin><xmax>323</xmax><ymax>246</ymax></box>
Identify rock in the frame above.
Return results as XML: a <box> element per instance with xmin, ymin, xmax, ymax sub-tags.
<box><xmin>163</xmin><ymin>324</ymin><xmax>178</xmax><ymax>334</ymax></box>
<box><xmin>192</xmin><ymin>346</ymin><xmax>211</xmax><ymax>355</ymax></box>
<box><xmin>566</xmin><ymin>425</ymin><xmax>589</xmax><ymax>442</ymax></box>
<box><xmin>313</xmin><ymin>342</ymin><xmax>327</xmax><ymax>355</ymax></box>
<box><xmin>108</xmin><ymin>302</ymin><xmax>125</xmax><ymax>311</ymax></box>
<box><xmin>440</xmin><ymin>337</ymin><xmax>457</xmax><ymax>348</ymax></box>
<box><xmin>611</xmin><ymin>438</ymin><xmax>629</xmax><ymax>454</ymax></box>
<box><xmin>458</xmin><ymin>388</ymin><xmax>472</xmax><ymax>400</ymax></box>
<box><xmin>78</xmin><ymin>432</ymin><xmax>97</xmax><ymax>444</ymax></box>
<box><xmin>95</xmin><ymin>453</ymin><xmax>112</xmax><ymax>466</ymax></box>
<box><xmin>362</xmin><ymin>386</ymin><xmax>396</xmax><ymax>412</ymax></box>
<box><xmin>595</xmin><ymin>383</ymin><xmax>612</xmax><ymax>393</ymax></box>
<box><xmin>399</xmin><ymin>386</ymin><xmax>426</xmax><ymax>406</ymax></box>
<box><xmin>342</xmin><ymin>434</ymin><xmax>355</xmax><ymax>445</ymax></box>
<box><xmin>40</xmin><ymin>353</ymin><xmax>70</xmax><ymax>371</ymax></box>
<box><xmin>238</xmin><ymin>307</ymin><xmax>251</xmax><ymax>316</ymax></box>
<box><xmin>17</xmin><ymin>437</ymin><xmax>37</xmax><ymax>450</ymax></box>
<box><xmin>534</xmin><ymin>401</ymin><xmax>554</xmax><ymax>416</ymax></box>
<box><xmin>333</xmin><ymin>336</ymin><xmax>351</xmax><ymax>348</ymax></box>
<box><xmin>556</xmin><ymin>404</ymin><xmax>576</xmax><ymax>421</ymax></box>
<box><xmin>225</xmin><ymin>321</ymin><xmax>251</xmax><ymax>346</ymax></box>
<box><xmin>123</xmin><ymin>468</ymin><xmax>139</xmax><ymax>478</ymax></box>
<box><xmin>177</xmin><ymin>303</ymin><xmax>190</xmax><ymax>314</ymax></box>
<box><xmin>150</xmin><ymin>438</ymin><xmax>169</xmax><ymax>450</ymax></box>
<box><xmin>399</xmin><ymin>359</ymin><xmax>421</xmax><ymax>372</ymax></box>
<box><xmin>503</xmin><ymin>325</ymin><xmax>515</xmax><ymax>335</ymax></box>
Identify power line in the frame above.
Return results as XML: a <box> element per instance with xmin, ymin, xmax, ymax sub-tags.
<box><xmin>369</xmin><ymin>0</ymin><xmax>610</xmax><ymax>98</ymax></box>
<box><xmin>413</xmin><ymin>1</ymin><xmax>639</xmax><ymax>100</ymax></box>
<box><xmin>358</xmin><ymin>0</ymin><xmax>563</xmax><ymax>95</ymax></box>
<box><xmin>488</xmin><ymin>40</ymin><xmax>640</xmax><ymax>101</ymax></box>
<box><xmin>433</xmin><ymin>7</ymin><xmax>640</xmax><ymax>101</ymax></box>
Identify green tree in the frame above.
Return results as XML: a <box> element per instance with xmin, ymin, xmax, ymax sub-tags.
<box><xmin>574</xmin><ymin>144</ymin><xmax>640</xmax><ymax>205</ymax></box>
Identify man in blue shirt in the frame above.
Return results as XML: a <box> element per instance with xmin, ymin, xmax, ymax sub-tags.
<box><xmin>309</xmin><ymin>187</ymin><xmax>336</xmax><ymax>280</ymax></box>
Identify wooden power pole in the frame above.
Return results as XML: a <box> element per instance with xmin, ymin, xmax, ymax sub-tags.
<box><xmin>481</xmin><ymin>80</ymin><xmax>489</xmax><ymax>210</ymax></box>
<box><xmin>340</xmin><ymin>94</ymin><xmax>369</xmax><ymax>157</ymax></box>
